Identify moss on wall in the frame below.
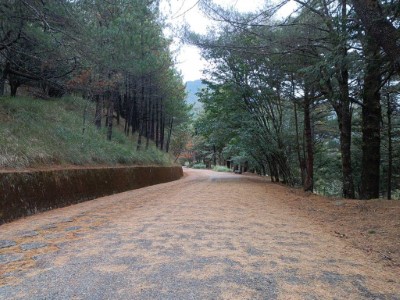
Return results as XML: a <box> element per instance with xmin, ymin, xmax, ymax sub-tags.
<box><xmin>0</xmin><ymin>166</ymin><xmax>183</xmax><ymax>224</ymax></box>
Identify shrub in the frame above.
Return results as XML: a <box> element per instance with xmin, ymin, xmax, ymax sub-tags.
<box><xmin>192</xmin><ymin>163</ymin><xmax>206</xmax><ymax>169</ymax></box>
<box><xmin>213</xmin><ymin>165</ymin><xmax>232</xmax><ymax>172</ymax></box>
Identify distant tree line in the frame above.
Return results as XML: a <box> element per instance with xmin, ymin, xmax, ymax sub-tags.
<box><xmin>0</xmin><ymin>0</ymin><xmax>189</xmax><ymax>151</ymax></box>
<box><xmin>188</xmin><ymin>0</ymin><xmax>400</xmax><ymax>199</ymax></box>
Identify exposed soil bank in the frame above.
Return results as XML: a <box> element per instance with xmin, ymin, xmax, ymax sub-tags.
<box><xmin>0</xmin><ymin>166</ymin><xmax>183</xmax><ymax>224</ymax></box>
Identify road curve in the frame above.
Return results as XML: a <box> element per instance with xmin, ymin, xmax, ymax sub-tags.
<box><xmin>0</xmin><ymin>169</ymin><xmax>399</xmax><ymax>299</ymax></box>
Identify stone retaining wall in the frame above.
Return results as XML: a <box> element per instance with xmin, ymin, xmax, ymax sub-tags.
<box><xmin>0</xmin><ymin>166</ymin><xmax>183</xmax><ymax>224</ymax></box>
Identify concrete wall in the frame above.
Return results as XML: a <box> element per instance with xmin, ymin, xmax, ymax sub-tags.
<box><xmin>0</xmin><ymin>166</ymin><xmax>183</xmax><ymax>224</ymax></box>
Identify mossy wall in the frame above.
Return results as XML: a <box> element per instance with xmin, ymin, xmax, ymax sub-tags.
<box><xmin>0</xmin><ymin>166</ymin><xmax>183</xmax><ymax>224</ymax></box>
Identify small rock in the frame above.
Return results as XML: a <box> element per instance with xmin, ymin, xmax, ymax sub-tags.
<box><xmin>65</xmin><ymin>226</ymin><xmax>81</xmax><ymax>232</ymax></box>
<box><xmin>20</xmin><ymin>242</ymin><xmax>48</xmax><ymax>251</ymax></box>
<box><xmin>279</xmin><ymin>256</ymin><xmax>299</xmax><ymax>263</ymax></box>
<box><xmin>32</xmin><ymin>254</ymin><xmax>50</xmax><ymax>262</ymax></box>
<box><xmin>0</xmin><ymin>253</ymin><xmax>24</xmax><ymax>264</ymax></box>
<box><xmin>247</xmin><ymin>247</ymin><xmax>263</xmax><ymax>256</ymax></box>
<box><xmin>60</xmin><ymin>218</ymin><xmax>73</xmax><ymax>223</ymax></box>
<box><xmin>334</xmin><ymin>200</ymin><xmax>344</xmax><ymax>206</ymax></box>
<box><xmin>44</xmin><ymin>233</ymin><xmax>64</xmax><ymax>240</ymax></box>
<box><xmin>0</xmin><ymin>240</ymin><xmax>16</xmax><ymax>249</ymax></box>
<box><xmin>56</xmin><ymin>242</ymin><xmax>69</xmax><ymax>248</ymax></box>
<box><xmin>18</xmin><ymin>230</ymin><xmax>38</xmax><ymax>237</ymax></box>
<box><xmin>41</xmin><ymin>224</ymin><xmax>57</xmax><ymax>230</ymax></box>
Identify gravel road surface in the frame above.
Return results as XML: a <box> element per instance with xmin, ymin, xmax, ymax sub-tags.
<box><xmin>1</xmin><ymin>169</ymin><xmax>399</xmax><ymax>299</ymax></box>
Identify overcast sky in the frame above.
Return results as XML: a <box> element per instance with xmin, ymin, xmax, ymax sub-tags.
<box><xmin>162</xmin><ymin>0</ymin><xmax>296</xmax><ymax>82</ymax></box>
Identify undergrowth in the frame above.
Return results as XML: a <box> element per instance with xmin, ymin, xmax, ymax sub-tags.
<box><xmin>0</xmin><ymin>96</ymin><xmax>172</xmax><ymax>169</ymax></box>
<box><xmin>213</xmin><ymin>165</ymin><xmax>232</xmax><ymax>172</ymax></box>
<box><xmin>191</xmin><ymin>163</ymin><xmax>206</xmax><ymax>169</ymax></box>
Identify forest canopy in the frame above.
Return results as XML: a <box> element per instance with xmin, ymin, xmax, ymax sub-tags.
<box><xmin>0</xmin><ymin>0</ymin><xmax>190</xmax><ymax>155</ymax></box>
<box><xmin>185</xmin><ymin>0</ymin><xmax>400</xmax><ymax>200</ymax></box>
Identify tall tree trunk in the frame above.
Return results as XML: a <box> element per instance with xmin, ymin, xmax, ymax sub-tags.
<box><xmin>387</xmin><ymin>93</ymin><xmax>393</xmax><ymax>200</ymax></box>
<box><xmin>137</xmin><ymin>122</ymin><xmax>143</xmax><ymax>151</ymax></box>
<box><xmin>145</xmin><ymin>85</ymin><xmax>151</xmax><ymax>150</ymax></box>
<box><xmin>124</xmin><ymin>94</ymin><xmax>129</xmax><ymax>135</ymax></box>
<box><xmin>271</xmin><ymin>156</ymin><xmax>280</xmax><ymax>183</ymax></box>
<box><xmin>335</xmin><ymin>0</ymin><xmax>355</xmax><ymax>198</ymax></box>
<box><xmin>294</xmin><ymin>101</ymin><xmax>305</xmax><ymax>185</ymax></box>
<box><xmin>0</xmin><ymin>78</ymin><xmax>4</xmax><ymax>96</ymax></box>
<box><xmin>123</xmin><ymin>75</ymin><xmax>129</xmax><ymax>135</ymax></box>
<box><xmin>104</xmin><ymin>94</ymin><xmax>109</xmax><ymax>128</ymax></box>
<box><xmin>156</xmin><ymin>98</ymin><xmax>160</xmax><ymax>148</ymax></box>
<box><xmin>9</xmin><ymin>78</ymin><xmax>19</xmax><ymax>97</ymax></box>
<box><xmin>10</xmin><ymin>84</ymin><xmax>17</xmax><ymax>97</ymax></box>
<box><xmin>336</xmin><ymin>103</ymin><xmax>355</xmax><ymax>198</ymax></box>
<box><xmin>116</xmin><ymin>94</ymin><xmax>121</xmax><ymax>126</ymax></box>
<box><xmin>0</xmin><ymin>66</ymin><xmax>6</xmax><ymax>96</ymax></box>
<box><xmin>1</xmin><ymin>62</ymin><xmax>10</xmax><ymax>96</ymax></box>
<box><xmin>213</xmin><ymin>145</ymin><xmax>217</xmax><ymax>166</ymax></box>
<box><xmin>131</xmin><ymin>81</ymin><xmax>138</xmax><ymax>134</ymax></box>
<box><xmin>0</xmin><ymin>79</ymin><xmax>4</xmax><ymax>96</ymax></box>
<box><xmin>106</xmin><ymin>92</ymin><xmax>114</xmax><ymax>141</ymax></box>
<box><xmin>261</xmin><ymin>164</ymin><xmax>266</xmax><ymax>176</ymax></box>
<box><xmin>160</xmin><ymin>104</ymin><xmax>165</xmax><ymax>151</ymax></box>
<box><xmin>94</xmin><ymin>94</ymin><xmax>102</xmax><ymax>129</ymax></box>
<box><xmin>82</xmin><ymin>100</ymin><xmax>88</xmax><ymax>135</ymax></box>
<box><xmin>151</xmin><ymin>101</ymin><xmax>155</xmax><ymax>140</ymax></box>
<box><xmin>123</xmin><ymin>75</ymin><xmax>129</xmax><ymax>134</ymax></box>
<box><xmin>360</xmin><ymin>38</ymin><xmax>381</xmax><ymax>199</ymax></box>
<box><xmin>266</xmin><ymin>158</ymin><xmax>275</xmax><ymax>182</ymax></box>
<box><xmin>136</xmin><ymin>79</ymin><xmax>145</xmax><ymax>151</ymax></box>
<box><xmin>303</xmin><ymin>88</ymin><xmax>313</xmax><ymax>192</ymax></box>
<box><xmin>165</xmin><ymin>117</ymin><xmax>174</xmax><ymax>153</ymax></box>
<box><xmin>276</xmin><ymin>150</ymin><xmax>292</xmax><ymax>185</ymax></box>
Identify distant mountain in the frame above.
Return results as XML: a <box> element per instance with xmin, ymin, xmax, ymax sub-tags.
<box><xmin>185</xmin><ymin>80</ymin><xmax>205</xmax><ymax>108</ymax></box>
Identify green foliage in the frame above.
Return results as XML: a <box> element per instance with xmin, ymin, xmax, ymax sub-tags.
<box><xmin>187</xmin><ymin>0</ymin><xmax>400</xmax><ymax>198</ymax></box>
<box><xmin>191</xmin><ymin>163</ymin><xmax>207</xmax><ymax>169</ymax></box>
<box><xmin>213</xmin><ymin>165</ymin><xmax>232</xmax><ymax>172</ymax></box>
<box><xmin>0</xmin><ymin>1</ymin><xmax>80</xmax><ymax>96</ymax></box>
<box><xmin>0</xmin><ymin>0</ymin><xmax>190</xmax><ymax>166</ymax></box>
<box><xmin>0</xmin><ymin>96</ymin><xmax>172</xmax><ymax>168</ymax></box>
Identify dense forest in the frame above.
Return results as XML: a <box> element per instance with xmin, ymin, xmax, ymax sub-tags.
<box><xmin>0</xmin><ymin>0</ymin><xmax>189</xmax><ymax>156</ymax></box>
<box><xmin>1</xmin><ymin>0</ymin><xmax>400</xmax><ymax>200</ymax></box>
<box><xmin>185</xmin><ymin>0</ymin><xmax>400</xmax><ymax>200</ymax></box>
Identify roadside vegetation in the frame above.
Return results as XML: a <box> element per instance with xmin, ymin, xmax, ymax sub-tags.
<box><xmin>0</xmin><ymin>1</ymin><xmax>191</xmax><ymax>170</ymax></box>
<box><xmin>184</xmin><ymin>0</ymin><xmax>400</xmax><ymax>200</ymax></box>
<box><xmin>191</xmin><ymin>163</ymin><xmax>207</xmax><ymax>169</ymax></box>
<box><xmin>212</xmin><ymin>166</ymin><xmax>231</xmax><ymax>173</ymax></box>
<box><xmin>0</xmin><ymin>96</ymin><xmax>172</xmax><ymax>169</ymax></box>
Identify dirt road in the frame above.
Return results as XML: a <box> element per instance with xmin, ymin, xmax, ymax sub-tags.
<box><xmin>1</xmin><ymin>169</ymin><xmax>399</xmax><ymax>299</ymax></box>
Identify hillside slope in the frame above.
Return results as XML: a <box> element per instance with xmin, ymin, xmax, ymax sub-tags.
<box><xmin>0</xmin><ymin>96</ymin><xmax>172</xmax><ymax>169</ymax></box>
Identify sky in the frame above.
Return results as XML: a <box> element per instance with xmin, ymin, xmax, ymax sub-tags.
<box><xmin>161</xmin><ymin>0</ymin><xmax>297</xmax><ymax>82</ymax></box>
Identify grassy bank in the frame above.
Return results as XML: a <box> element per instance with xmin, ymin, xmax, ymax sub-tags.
<box><xmin>0</xmin><ymin>96</ymin><xmax>172</xmax><ymax>169</ymax></box>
